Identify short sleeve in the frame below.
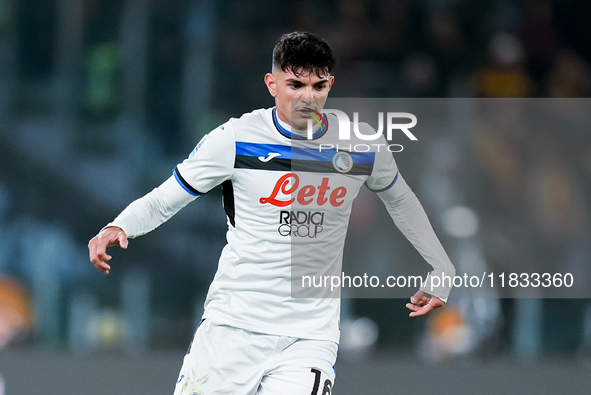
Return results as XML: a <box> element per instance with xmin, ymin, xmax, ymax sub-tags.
<box><xmin>174</xmin><ymin>123</ymin><xmax>235</xmax><ymax>195</ymax></box>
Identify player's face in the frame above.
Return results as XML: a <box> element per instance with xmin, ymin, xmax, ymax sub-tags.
<box><xmin>265</xmin><ymin>69</ymin><xmax>334</xmax><ymax>130</ymax></box>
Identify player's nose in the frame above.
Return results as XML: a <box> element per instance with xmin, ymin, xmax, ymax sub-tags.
<box><xmin>300</xmin><ymin>93</ymin><xmax>316</xmax><ymax>105</ymax></box>
<box><xmin>299</xmin><ymin>86</ymin><xmax>316</xmax><ymax>100</ymax></box>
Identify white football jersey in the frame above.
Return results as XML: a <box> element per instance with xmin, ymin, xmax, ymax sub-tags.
<box><xmin>174</xmin><ymin>107</ymin><xmax>398</xmax><ymax>342</ymax></box>
<box><xmin>109</xmin><ymin>106</ymin><xmax>454</xmax><ymax>344</ymax></box>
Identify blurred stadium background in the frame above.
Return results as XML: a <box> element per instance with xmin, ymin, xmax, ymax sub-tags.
<box><xmin>1</xmin><ymin>0</ymin><xmax>591</xmax><ymax>393</ymax></box>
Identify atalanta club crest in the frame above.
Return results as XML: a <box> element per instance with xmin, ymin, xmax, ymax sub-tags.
<box><xmin>332</xmin><ymin>151</ymin><xmax>353</xmax><ymax>173</ymax></box>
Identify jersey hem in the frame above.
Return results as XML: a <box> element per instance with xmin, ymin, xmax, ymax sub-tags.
<box><xmin>202</xmin><ymin>310</ymin><xmax>341</xmax><ymax>344</ymax></box>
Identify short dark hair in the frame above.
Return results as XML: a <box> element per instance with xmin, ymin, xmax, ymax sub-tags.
<box><xmin>272</xmin><ymin>32</ymin><xmax>336</xmax><ymax>77</ymax></box>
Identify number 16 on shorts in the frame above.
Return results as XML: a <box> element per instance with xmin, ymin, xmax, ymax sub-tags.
<box><xmin>311</xmin><ymin>368</ymin><xmax>332</xmax><ymax>395</ymax></box>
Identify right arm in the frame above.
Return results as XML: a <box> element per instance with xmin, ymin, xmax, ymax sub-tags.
<box><xmin>88</xmin><ymin>176</ymin><xmax>197</xmax><ymax>274</ymax></box>
<box><xmin>88</xmin><ymin>122</ymin><xmax>236</xmax><ymax>274</ymax></box>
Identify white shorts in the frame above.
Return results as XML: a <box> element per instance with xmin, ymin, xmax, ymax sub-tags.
<box><xmin>173</xmin><ymin>319</ymin><xmax>337</xmax><ymax>395</ymax></box>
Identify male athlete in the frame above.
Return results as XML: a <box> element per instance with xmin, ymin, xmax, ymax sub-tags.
<box><xmin>89</xmin><ymin>32</ymin><xmax>455</xmax><ymax>394</ymax></box>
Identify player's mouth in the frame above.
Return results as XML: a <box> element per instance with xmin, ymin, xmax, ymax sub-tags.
<box><xmin>297</xmin><ymin>107</ymin><xmax>319</xmax><ymax>117</ymax></box>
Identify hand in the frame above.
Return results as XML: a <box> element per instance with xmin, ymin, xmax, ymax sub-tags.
<box><xmin>88</xmin><ymin>226</ymin><xmax>128</xmax><ymax>274</ymax></box>
<box><xmin>406</xmin><ymin>290</ymin><xmax>444</xmax><ymax>317</ymax></box>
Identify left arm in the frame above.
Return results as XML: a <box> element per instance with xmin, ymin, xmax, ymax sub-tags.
<box><xmin>376</xmin><ymin>173</ymin><xmax>456</xmax><ymax>316</ymax></box>
<box><xmin>361</xmin><ymin>126</ymin><xmax>455</xmax><ymax>317</ymax></box>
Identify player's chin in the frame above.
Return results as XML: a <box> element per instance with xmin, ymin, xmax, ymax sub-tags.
<box><xmin>291</xmin><ymin>117</ymin><xmax>309</xmax><ymax>130</ymax></box>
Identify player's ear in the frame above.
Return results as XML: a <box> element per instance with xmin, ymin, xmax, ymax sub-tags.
<box><xmin>264</xmin><ymin>73</ymin><xmax>276</xmax><ymax>97</ymax></box>
<box><xmin>327</xmin><ymin>75</ymin><xmax>335</xmax><ymax>91</ymax></box>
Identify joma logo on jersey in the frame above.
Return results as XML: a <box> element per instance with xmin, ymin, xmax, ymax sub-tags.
<box><xmin>278</xmin><ymin>210</ymin><xmax>324</xmax><ymax>238</ymax></box>
<box><xmin>260</xmin><ymin>173</ymin><xmax>347</xmax><ymax>207</ymax></box>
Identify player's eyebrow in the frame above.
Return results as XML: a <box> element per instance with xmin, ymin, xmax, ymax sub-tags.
<box><xmin>284</xmin><ymin>78</ymin><xmax>329</xmax><ymax>86</ymax></box>
<box><xmin>285</xmin><ymin>78</ymin><xmax>308</xmax><ymax>84</ymax></box>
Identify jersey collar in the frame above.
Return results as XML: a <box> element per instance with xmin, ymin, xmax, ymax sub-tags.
<box><xmin>272</xmin><ymin>107</ymin><xmax>329</xmax><ymax>140</ymax></box>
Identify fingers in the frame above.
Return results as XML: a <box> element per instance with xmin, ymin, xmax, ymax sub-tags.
<box><xmin>88</xmin><ymin>227</ymin><xmax>128</xmax><ymax>274</ymax></box>
<box><xmin>88</xmin><ymin>235</ymin><xmax>112</xmax><ymax>274</ymax></box>
<box><xmin>117</xmin><ymin>231</ymin><xmax>129</xmax><ymax>249</ymax></box>
<box><xmin>406</xmin><ymin>294</ymin><xmax>444</xmax><ymax>317</ymax></box>
<box><xmin>410</xmin><ymin>290</ymin><xmax>429</xmax><ymax>306</ymax></box>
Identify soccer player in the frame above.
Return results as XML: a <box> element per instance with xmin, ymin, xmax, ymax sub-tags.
<box><xmin>88</xmin><ymin>31</ymin><xmax>455</xmax><ymax>394</ymax></box>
